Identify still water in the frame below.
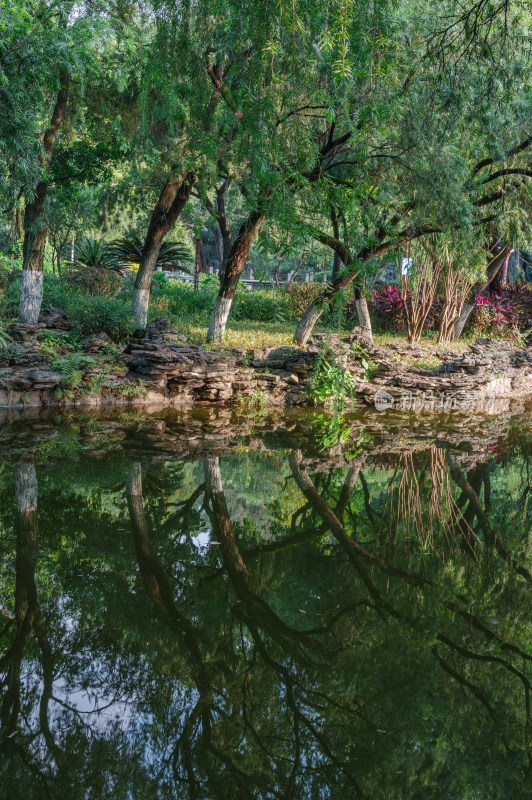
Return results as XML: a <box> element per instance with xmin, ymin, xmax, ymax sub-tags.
<box><xmin>0</xmin><ymin>406</ymin><xmax>531</xmax><ymax>799</ymax></box>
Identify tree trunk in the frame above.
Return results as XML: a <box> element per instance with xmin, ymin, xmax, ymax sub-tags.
<box><xmin>199</xmin><ymin>240</ymin><xmax>208</xmax><ymax>274</ymax></box>
<box><xmin>206</xmin><ymin>209</ymin><xmax>266</xmax><ymax>342</ymax></box>
<box><xmin>19</xmin><ymin>208</ymin><xmax>46</xmax><ymax>323</ymax></box>
<box><xmin>18</xmin><ymin>73</ymin><xmax>70</xmax><ymax>324</ymax></box>
<box><xmin>354</xmin><ymin>289</ymin><xmax>373</xmax><ymax>338</ymax></box>
<box><xmin>501</xmin><ymin>250</ymin><xmax>511</xmax><ymax>285</ymax></box>
<box><xmin>288</xmin><ymin>251</ymin><xmax>305</xmax><ymax>286</ymax></box>
<box><xmin>293</xmin><ymin>302</ymin><xmax>324</xmax><ymax>345</ymax></box>
<box><xmin>453</xmin><ymin>303</ymin><xmax>476</xmax><ymax>340</ymax></box>
<box><xmin>453</xmin><ymin>246</ymin><xmax>512</xmax><ymax>339</ymax></box>
<box><xmin>207</xmin><ymin>296</ymin><xmax>234</xmax><ymax>341</ymax></box>
<box><xmin>330</xmin><ymin>206</ymin><xmax>342</xmax><ymax>282</ymax></box>
<box><xmin>131</xmin><ymin>171</ymin><xmax>195</xmax><ymax>327</ymax></box>
<box><xmin>273</xmin><ymin>255</ymin><xmax>285</xmax><ymax>288</ymax></box>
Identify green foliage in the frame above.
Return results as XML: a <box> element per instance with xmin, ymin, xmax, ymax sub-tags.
<box><xmin>42</xmin><ymin>279</ymin><xmax>136</xmax><ymax>341</ymax></box>
<box><xmin>109</xmin><ymin>236</ymin><xmax>194</xmax><ymax>272</ymax></box>
<box><xmin>236</xmin><ymin>387</ymin><xmax>270</xmax><ymax>416</ymax></box>
<box><xmin>71</xmin><ymin>238</ymin><xmax>118</xmax><ymax>271</ymax></box>
<box><xmin>313</xmin><ymin>412</ymin><xmax>353</xmax><ymax>448</ymax></box>
<box><xmin>50</xmin><ymin>353</ymin><xmax>97</xmax><ymax>386</ymax></box>
<box><xmin>0</xmin><ymin>0</ymin><xmax>107</xmax><ymax>203</ymax></box>
<box><xmin>36</xmin><ymin>431</ymin><xmax>81</xmax><ymax>463</ymax></box>
<box><xmin>309</xmin><ymin>341</ymin><xmax>355</xmax><ymax>410</ymax></box>
<box><xmin>151</xmin><ymin>275</ymin><xmax>300</xmax><ymax>325</ymax></box>
<box><xmin>114</xmin><ymin>379</ymin><xmax>147</xmax><ymax>399</ymax></box>
<box><xmin>61</xmin><ymin>238</ymin><xmax>124</xmax><ymax>296</ymax></box>
<box><xmin>0</xmin><ymin>318</ymin><xmax>9</xmax><ymax>349</ymax></box>
<box><xmin>350</xmin><ymin>343</ymin><xmax>378</xmax><ymax>380</ymax></box>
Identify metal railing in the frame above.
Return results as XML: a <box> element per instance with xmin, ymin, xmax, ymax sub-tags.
<box><xmin>162</xmin><ymin>269</ymin><xmax>328</xmax><ymax>287</ymax></box>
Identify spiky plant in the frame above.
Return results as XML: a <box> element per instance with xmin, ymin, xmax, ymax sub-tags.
<box><xmin>108</xmin><ymin>236</ymin><xmax>193</xmax><ymax>272</ymax></box>
<box><xmin>71</xmin><ymin>238</ymin><xmax>119</xmax><ymax>271</ymax></box>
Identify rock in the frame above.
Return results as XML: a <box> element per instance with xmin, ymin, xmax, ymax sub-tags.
<box><xmin>22</xmin><ymin>369</ymin><xmax>65</xmax><ymax>387</ymax></box>
<box><xmin>80</xmin><ymin>332</ymin><xmax>113</xmax><ymax>353</ymax></box>
<box><xmin>39</xmin><ymin>307</ymin><xmax>73</xmax><ymax>331</ymax></box>
<box><xmin>344</xmin><ymin>326</ymin><xmax>374</xmax><ymax>348</ymax></box>
<box><xmin>137</xmin><ymin>317</ymin><xmax>187</xmax><ymax>343</ymax></box>
<box><xmin>146</xmin><ymin>317</ymin><xmax>173</xmax><ymax>335</ymax></box>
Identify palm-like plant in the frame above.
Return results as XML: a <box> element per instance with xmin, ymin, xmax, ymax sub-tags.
<box><xmin>71</xmin><ymin>238</ymin><xmax>119</xmax><ymax>270</ymax></box>
<box><xmin>108</xmin><ymin>236</ymin><xmax>193</xmax><ymax>272</ymax></box>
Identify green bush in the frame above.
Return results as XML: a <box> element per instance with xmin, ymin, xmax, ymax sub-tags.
<box><xmin>42</xmin><ymin>278</ymin><xmax>135</xmax><ymax>341</ymax></box>
<box><xmin>231</xmin><ymin>286</ymin><xmax>296</xmax><ymax>322</ymax></box>
<box><xmin>66</xmin><ymin>295</ymin><xmax>135</xmax><ymax>341</ymax></box>
<box><xmin>150</xmin><ymin>274</ymin><xmax>298</xmax><ymax>324</ymax></box>
<box><xmin>0</xmin><ymin>266</ymin><xmax>350</xmax><ymax>341</ymax></box>
<box><xmin>151</xmin><ymin>274</ymin><xmax>218</xmax><ymax>321</ymax></box>
<box><xmin>0</xmin><ymin>263</ymin><xmax>21</xmax><ymax>319</ymax></box>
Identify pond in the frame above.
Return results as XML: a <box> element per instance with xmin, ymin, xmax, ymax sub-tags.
<box><xmin>0</xmin><ymin>405</ymin><xmax>531</xmax><ymax>799</ymax></box>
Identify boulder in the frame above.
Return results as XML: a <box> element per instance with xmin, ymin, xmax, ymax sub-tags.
<box><xmin>81</xmin><ymin>332</ymin><xmax>113</xmax><ymax>353</ymax></box>
<box><xmin>39</xmin><ymin>307</ymin><xmax>73</xmax><ymax>331</ymax></box>
<box><xmin>344</xmin><ymin>326</ymin><xmax>374</xmax><ymax>348</ymax></box>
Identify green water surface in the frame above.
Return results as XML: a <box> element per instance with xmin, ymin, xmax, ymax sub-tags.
<box><xmin>0</xmin><ymin>407</ymin><xmax>531</xmax><ymax>799</ymax></box>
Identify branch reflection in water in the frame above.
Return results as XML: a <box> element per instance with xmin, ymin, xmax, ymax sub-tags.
<box><xmin>0</xmin><ymin>409</ymin><xmax>531</xmax><ymax>798</ymax></box>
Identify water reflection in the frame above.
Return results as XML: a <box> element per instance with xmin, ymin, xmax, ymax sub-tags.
<box><xmin>0</xmin><ymin>411</ymin><xmax>531</xmax><ymax>798</ymax></box>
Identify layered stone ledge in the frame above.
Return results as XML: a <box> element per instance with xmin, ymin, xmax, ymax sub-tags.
<box><xmin>1</xmin><ymin>315</ymin><xmax>532</xmax><ymax>412</ymax></box>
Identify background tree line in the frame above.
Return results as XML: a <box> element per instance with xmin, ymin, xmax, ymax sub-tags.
<box><xmin>2</xmin><ymin>0</ymin><xmax>532</xmax><ymax>344</ymax></box>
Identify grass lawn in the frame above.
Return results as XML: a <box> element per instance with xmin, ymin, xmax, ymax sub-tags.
<box><xmin>182</xmin><ymin>319</ymin><xmax>297</xmax><ymax>349</ymax></box>
<box><xmin>180</xmin><ymin>318</ymin><xmax>477</xmax><ymax>351</ymax></box>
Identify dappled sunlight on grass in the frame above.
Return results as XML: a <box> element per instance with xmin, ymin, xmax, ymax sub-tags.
<box><xmin>180</xmin><ymin>319</ymin><xmax>479</xmax><ymax>352</ymax></box>
<box><xmin>182</xmin><ymin>319</ymin><xmax>296</xmax><ymax>349</ymax></box>
<box><xmin>373</xmin><ymin>332</ymin><xmax>474</xmax><ymax>350</ymax></box>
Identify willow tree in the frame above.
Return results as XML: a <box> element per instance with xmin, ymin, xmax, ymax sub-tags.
<box><xmin>127</xmin><ymin>0</ymin><xmax>392</xmax><ymax>335</ymax></box>
<box><xmin>0</xmin><ymin>1</ymin><xmax>129</xmax><ymax>323</ymax></box>
<box><xmin>1</xmin><ymin>2</ymin><xmax>74</xmax><ymax>322</ymax></box>
<box><xmin>128</xmin><ymin>0</ymin><xmax>287</xmax><ymax>328</ymax></box>
<box><xmin>202</xmin><ymin>0</ymin><xmax>405</xmax><ymax>342</ymax></box>
<box><xmin>18</xmin><ymin>74</ymin><xmax>71</xmax><ymax>323</ymax></box>
<box><xmin>288</xmin><ymin>0</ymin><xmax>532</xmax><ymax>343</ymax></box>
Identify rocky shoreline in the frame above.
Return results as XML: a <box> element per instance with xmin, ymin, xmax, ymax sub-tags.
<box><xmin>1</xmin><ymin>312</ymin><xmax>532</xmax><ymax>413</ymax></box>
<box><xmin>0</xmin><ymin>401</ymin><xmax>530</xmax><ymax>469</ymax></box>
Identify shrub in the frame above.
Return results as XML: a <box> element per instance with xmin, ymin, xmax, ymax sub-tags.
<box><xmin>68</xmin><ymin>295</ymin><xmax>136</xmax><ymax>340</ymax></box>
<box><xmin>71</xmin><ymin>238</ymin><xmax>118</xmax><ymax>270</ymax></box>
<box><xmin>62</xmin><ymin>263</ymin><xmax>123</xmax><ymax>296</ymax></box>
<box><xmin>61</xmin><ymin>238</ymin><xmax>124</xmax><ymax>296</ymax></box>
<box><xmin>502</xmin><ymin>283</ymin><xmax>532</xmax><ymax>330</ymax></box>
<box><xmin>0</xmin><ymin>262</ymin><xmax>19</xmax><ymax>319</ymax></box>
<box><xmin>42</xmin><ymin>279</ymin><xmax>135</xmax><ymax>341</ymax></box>
<box><xmin>370</xmin><ymin>281</ymin><xmax>532</xmax><ymax>340</ymax></box>
<box><xmin>150</xmin><ymin>275</ymin><xmax>298</xmax><ymax>324</ymax></box>
<box><xmin>285</xmin><ymin>283</ymin><xmax>325</xmax><ymax>314</ymax></box>
<box><xmin>371</xmin><ymin>285</ymin><xmax>406</xmax><ymax>332</ymax></box>
<box><xmin>151</xmin><ymin>275</ymin><xmax>218</xmax><ymax>322</ymax></box>
<box><xmin>469</xmin><ymin>287</ymin><xmax>523</xmax><ymax>337</ymax></box>
<box><xmin>232</xmin><ymin>286</ymin><xmax>296</xmax><ymax>322</ymax></box>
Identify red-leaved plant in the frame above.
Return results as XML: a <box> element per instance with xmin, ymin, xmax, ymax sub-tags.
<box><xmin>372</xmin><ymin>285</ymin><xmax>407</xmax><ymax>332</ymax></box>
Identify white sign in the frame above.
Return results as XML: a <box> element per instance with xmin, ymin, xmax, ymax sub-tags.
<box><xmin>401</xmin><ymin>257</ymin><xmax>412</xmax><ymax>276</ymax></box>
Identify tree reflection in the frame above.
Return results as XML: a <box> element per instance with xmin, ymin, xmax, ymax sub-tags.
<box><xmin>0</xmin><ymin>436</ymin><xmax>530</xmax><ymax>798</ymax></box>
<box><xmin>0</xmin><ymin>463</ymin><xmax>60</xmax><ymax>792</ymax></box>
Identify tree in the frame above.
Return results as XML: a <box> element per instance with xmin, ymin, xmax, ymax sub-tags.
<box><xmin>288</xmin><ymin>0</ymin><xmax>532</xmax><ymax>343</ymax></box>
<box><xmin>18</xmin><ymin>72</ymin><xmax>70</xmax><ymax>323</ymax></box>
